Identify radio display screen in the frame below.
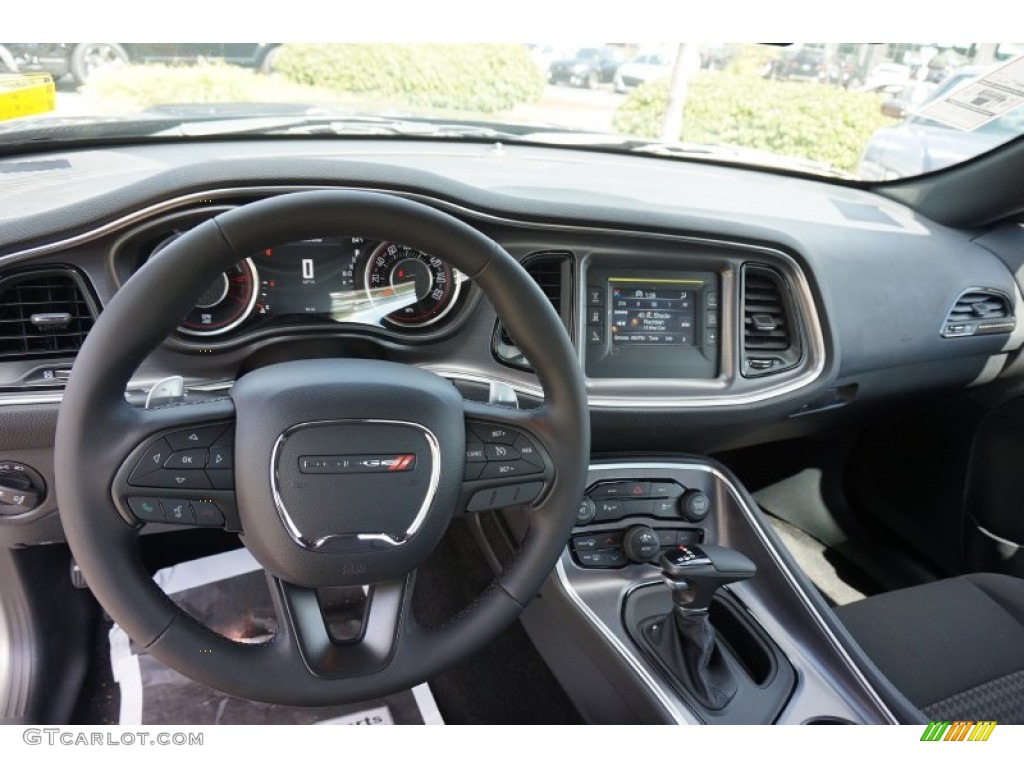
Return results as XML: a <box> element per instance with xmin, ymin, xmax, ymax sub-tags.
<box><xmin>610</xmin><ymin>279</ymin><xmax>701</xmax><ymax>346</ymax></box>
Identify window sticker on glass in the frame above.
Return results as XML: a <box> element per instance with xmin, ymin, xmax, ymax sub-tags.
<box><xmin>919</xmin><ymin>55</ymin><xmax>1024</xmax><ymax>131</ymax></box>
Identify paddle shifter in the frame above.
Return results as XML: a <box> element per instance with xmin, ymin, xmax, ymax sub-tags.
<box><xmin>645</xmin><ymin>544</ymin><xmax>756</xmax><ymax>710</ymax></box>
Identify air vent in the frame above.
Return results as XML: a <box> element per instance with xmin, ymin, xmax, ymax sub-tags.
<box><xmin>0</xmin><ymin>269</ymin><xmax>98</xmax><ymax>361</ymax></box>
<box><xmin>942</xmin><ymin>290</ymin><xmax>1014</xmax><ymax>338</ymax></box>
<box><xmin>741</xmin><ymin>264</ymin><xmax>801</xmax><ymax>377</ymax></box>
<box><xmin>493</xmin><ymin>253</ymin><xmax>572</xmax><ymax>371</ymax></box>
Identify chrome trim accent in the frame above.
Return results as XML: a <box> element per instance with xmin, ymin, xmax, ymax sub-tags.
<box><xmin>553</xmin><ymin>460</ymin><xmax>898</xmax><ymax>725</ymax></box>
<box><xmin>554</xmin><ymin>560</ymin><xmax>689</xmax><ymax>724</ymax></box>
<box><xmin>269</xmin><ymin>418</ymin><xmax>441</xmax><ymax>552</ymax></box>
<box><xmin>0</xmin><ymin>591</ymin><xmax>10</xmax><ymax>719</ymax></box>
<box><xmin>939</xmin><ymin>286</ymin><xmax>1016</xmax><ymax>339</ymax></box>
<box><xmin>0</xmin><ymin>184</ymin><xmax>826</xmax><ymax>408</ymax></box>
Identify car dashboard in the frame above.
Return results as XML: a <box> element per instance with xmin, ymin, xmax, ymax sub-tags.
<box><xmin>2</xmin><ymin>136</ymin><xmax>1024</xmax><ymax>724</ymax></box>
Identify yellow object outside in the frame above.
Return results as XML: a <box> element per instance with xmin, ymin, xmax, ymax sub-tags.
<box><xmin>0</xmin><ymin>73</ymin><xmax>56</xmax><ymax>121</ymax></box>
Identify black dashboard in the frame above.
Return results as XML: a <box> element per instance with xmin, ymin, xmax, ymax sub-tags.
<box><xmin>1</xmin><ymin>137</ymin><xmax>1023</xmax><ymax>545</ymax></box>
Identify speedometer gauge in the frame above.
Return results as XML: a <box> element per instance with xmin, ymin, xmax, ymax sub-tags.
<box><xmin>364</xmin><ymin>243</ymin><xmax>460</xmax><ymax>328</ymax></box>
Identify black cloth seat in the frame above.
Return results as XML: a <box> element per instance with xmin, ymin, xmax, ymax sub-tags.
<box><xmin>836</xmin><ymin>573</ymin><xmax>1024</xmax><ymax>723</ymax></box>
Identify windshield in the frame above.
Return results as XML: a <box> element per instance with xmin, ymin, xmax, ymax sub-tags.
<box><xmin>1</xmin><ymin>41</ymin><xmax>1022</xmax><ymax>181</ymax></box>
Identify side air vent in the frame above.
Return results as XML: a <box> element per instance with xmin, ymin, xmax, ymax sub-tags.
<box><xmin>741</xmin><ymin>264</ymin><xmax>802</xmax><ymax>377</ymax></box>
<box><xmin>493</xmin><ymin>253</ymin><xmax>572</xmax><ymax>371</ymax></box>
<box><xmin>942</xmin><ymin>290</ymin><xmax>1014</xmax><ymax>338</ymax></box>
<box><xmin>0</xmin><ymin>269</ymin><xmax>98</xmax><ymax>361</ymax></box>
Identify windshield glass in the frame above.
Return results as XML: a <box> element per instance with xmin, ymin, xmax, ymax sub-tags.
<box><xmin>1</xmin><ymin>41</ymin><xmax>1021</xmax><ymax>181</ymax></box>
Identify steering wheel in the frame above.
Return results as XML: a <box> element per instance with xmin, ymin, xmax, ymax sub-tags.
<box><xmin>55</xmin><ymin>190</ymin><xmax>589</xmax><ymax>706</ymax></box>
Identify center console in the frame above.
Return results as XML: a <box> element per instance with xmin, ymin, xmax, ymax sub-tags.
<box><xmin>509</xmin><ymin>459</ymin><xmax>904</xmax><ymax>724</ymax></box>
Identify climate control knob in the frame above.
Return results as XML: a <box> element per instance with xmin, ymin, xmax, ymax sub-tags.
<box><xmin>679</xmin><ymin>490</ymin><xmax>711</xmax><ymax>522</ymax></box>
<box><xmin>623</xmin><ymin>525</ymin><xmax>661</xmax><ymax>564</ymax></box>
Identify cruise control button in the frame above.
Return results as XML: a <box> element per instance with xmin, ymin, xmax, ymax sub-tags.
<box><xmin>463</xmin><ymin>462</ymin><xmax>485</xmax><ymax>481</ymax></box>
<box><xmin>207</xmin><ymin>445</ymin><xmax>233</xmax><ymax>469</ymax></box>
<box><xmin>513</xmin><ymin>433</ymin><xmax>543</xmax><ymax>468</ymax></box>
<box><xmin>465</xmin><ymin>442</ymin><xmax>486</xmax><ymax>463</ymax></box>
<box><xmin>140</xmin><ymin>470</ymin><xmax>211</xmax><ymax>489</ymax></box>
<box><xmin>165</xmin><ymin>449</ymin><xmax>208</xmax><ymax>469</ymax></box>
<box><xmin>492</xmin><ymin>485</ymin><xmax>520</xmax><ymax>508</ymax></box>
<box><xmin>470</xmin><ymin>423</ymin><xmax>517</xmax><ymax>445</ymax></box>
<box><xmin>167</xmin><ymin>425</ymin><xmax>229</xmax><ymax>451</ymax></box>
<box><xmin>480</xmin><ymin>460</ymin><xmax>537</xmax><ymax>480</ymax></box>
<box><xmin>192</xmin><ymin>500</ymin><xmax>225</xmax><ymax>527</ymax></box>
<box><xmin>127</xmin><ymin>497</ymin><xmax>164</xmax><ymax>523</ymax></box>
<box><xmin>160</xmin><ymin>498</ymin><xmax>195</xmax><ymax>525</ymax></box>
<box><xmin>205</xmin><ymin>469</ymin><xmax>234</xmax><ymax>490</ymax></box>
<box><xmin>129</xmin><ymin>438</ymin><xmax>172</xmax><ymax>483</ymax></box>
<box><xmin>485</xmin><ymin>443</ymin><xmax>519</xmax><ymax>461</ymax></box>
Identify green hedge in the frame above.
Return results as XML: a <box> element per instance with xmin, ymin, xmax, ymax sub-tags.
<box><xmin>273</xmin><ymin>44</ymin><xmax>544</xmax><ymax>113</ymax></box>
<box><xmin>612</xmin><ymin>73</ymin><xmax>897</xmax><ymax>173</ymax></box>
<box><xmin>82</xmin><ymin>62</ymin><xmax>331</xmax><ymax>109</ymax></box>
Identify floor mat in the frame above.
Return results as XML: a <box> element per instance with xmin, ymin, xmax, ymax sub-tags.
<box><xmin>763</xmin><ymin>512</ymin><xmax>867</xmax><ymax>606</ymax></box>
<box><xmin>109</xmin><ymin>548</ymin><xmax>443</xmax><ymax>725</ymax></box>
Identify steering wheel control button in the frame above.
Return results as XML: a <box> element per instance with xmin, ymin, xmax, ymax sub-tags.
<box><xmin>192</xmin><ymin>500</ymin><xmax>225</xmax><ymax>527</ymax></box>
<box><xmin>680</xmin><ymin>490</ymin><xmax>712</xmax><ymax>522</ymax></box>
<box><xmin>164</xmin><ymin>449</ymin><xmax>208</xmax><ymax>469</ymax></box>
<box><xmin>463</xmin><ymin>462</ymin><xmax>485</xmax><ymax>481</ymax></box>
<box><xmin>167</xmin><ymin>424</ymin><xmax>229</xmax><ymax>451</ymax></box>
<box><xmin>161</xmin><ymin>498</ymin><xmax>195</xmax><ymax>525</ymax></box>
<box><xmin>469</xmin><ymin>423</ymin><xmax>517</xmax><ymax>445</ymax></box>
<box><xmin>484</xmin><ymin>444</ymin><xmax>519</xmax><ymax>461</ymax></box>
<box><xmin>142</xmin><ymin>469</ymin><xmax>212</xmax><ymax>489</ymax></box>
<box><xmin>513</xmin><ymin>434</ymin><xmax>543</xmax><ymax>467</ymax></box>
<box><xmin>465</xmin><ymin>442</ymin><xmax>486</xmax><ymax>462</ymax></box>
<box><xmin>205</xmin><ymin>468</ymin><xmax>234</xmax><ymax>490</ymax></box>
<box><xmin>480</xmin><ymin>459</ymin><xmax>538</xmax><ymax>480</ymax></box>
<box><xmin>207</xmin><ymin>445</ymin><xmax>233</xmax><ymax>469</ymax></box>
<box><xmin>466</xmin><ymin>481</ymin><xmax>544</xmax><ymax>512</ymax></box>
<box><xmin>127</xmin><ymin>497</ymin><xmax>165</xmax><ymax>523</ymax></box>
<box><xmin>128</xmin><ymin>437</ymin><xmax>173</xmax><ymax>483</ymax></box>
<box><xmin>576</xmin><ymin>497</ymin><xmax>596</xmax><ymax>525</ymax></box>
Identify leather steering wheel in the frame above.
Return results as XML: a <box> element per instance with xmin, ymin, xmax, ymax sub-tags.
<box><xmin>55</xmin><ymin>190</ymin><xmax>589</xmax><ymax>705</ymax></box>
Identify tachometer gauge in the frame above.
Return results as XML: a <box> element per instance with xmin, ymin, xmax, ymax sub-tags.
<box><xmin>364</xmin><ymin>242</ymin><xmax>461</xmax><ymax>328</ymax></box>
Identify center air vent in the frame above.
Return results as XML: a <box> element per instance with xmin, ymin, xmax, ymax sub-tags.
<box><xmin>493</xmin><ymin>253</ymin><xmax>572</xmax><ymax>371</ymax></box>
<box><xmin>0</xmin><ymin>269</ymin><xmax>98</xmax><ymax>361</ymax></box>
<box><xmin>741</xmin><ymin>264</ymin><xmax>801</xmax><ymax>377</ymax></box>
<box><xmin>942</xmin><ymin>290</ymin><xmax>1014</xmax><ymax>338</ymax></box>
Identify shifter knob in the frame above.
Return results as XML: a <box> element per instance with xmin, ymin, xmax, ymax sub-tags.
<box><xmin>659</xmin><ymin>544</ymin><xmax>756</xmax><ymax>612</ymax></box>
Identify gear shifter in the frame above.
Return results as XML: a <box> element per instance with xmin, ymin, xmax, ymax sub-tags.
<box><xmin>644</xmin><ymin>544</ymin><xmax>756</xmax><ymax>711</ymax></box>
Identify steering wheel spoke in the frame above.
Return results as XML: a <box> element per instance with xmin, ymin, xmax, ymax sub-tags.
<box><xmin>112</xmin><ymin>397</ymin><xmax>240</xmax><ymax>531</ymax></box>
<box><xmin>269</xmin><ymin>573</ymin><xmax>412</xmax><ymax>679</ymax></box>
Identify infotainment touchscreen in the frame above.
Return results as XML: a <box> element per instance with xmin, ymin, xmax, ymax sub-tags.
<box><xmin>609</xmin><ymin>279</ymin><xmax>700</xmax><ymax>346</ymax></box>
<box><xmin>585</xmin><ymin>268</ymin><xmax>719</xmax><ymax>380</ymax></box>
